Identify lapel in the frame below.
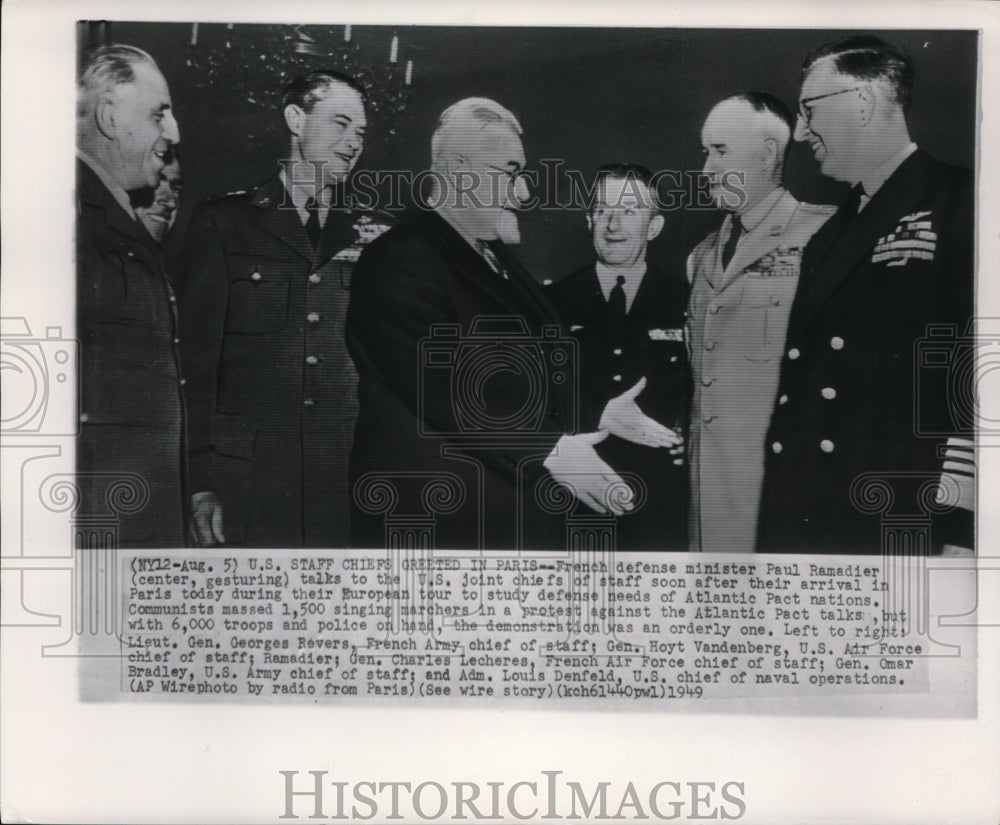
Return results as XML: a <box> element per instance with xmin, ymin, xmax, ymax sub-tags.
<box><xmin>566</xmin><ymin>264</ymin><xmax>610</xmax><ymax>324</ymax></box>
<box><xmin>313</xmin><ymin>208</ymin><xmax>358</xmax><ymax>271</ymax></box>
<box><xmin>789</xmin><ymin>149</ymin><xmax>936</xmax><ymax>335</ymax></box>
<box><xmin>252</xmin><ymin>176</ymin><xmax>313</xmax><ymax>264</ymax></box>
<box><xmin>629</xmin><ymin>263</ymin><xmax>664</xmax><ymax>321</ymax></box>
<box><xmin>77</xmin><ymin>160</ymin><xmax>160</xmax><ymax>267</ymax></box>
<box><xmin>700</xmin><ymin>220</ymin><xmax>728</xmax><ymax>290</ymax></box>
<box><xmin>426</xmin><ymin>211</ymin><xmax>560</xmax><ymax>328</ymax></box>
<box><xmin>717</xmin><ymin>189</ymin><xmax>798</xmax><ymax>291</ymax></box>
<box><xmin>252</xmin><ymin>174</ymin><xmax>362</xmax><ymax>271</ymax></box>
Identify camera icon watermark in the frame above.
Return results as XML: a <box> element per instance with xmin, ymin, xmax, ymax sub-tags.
<box><xmin>418</xmin><ymin>316</ymin><xmax>577</xmax><ymax>440</ymax></box>
<box><xmin>0</xmin><ymin>316</ymin><xmax>79</xmax><ymax>436</ymax></box>
<box><xmin>914</xmin><ymin>319</ymin><xmax>1000</xmax><ymax>439</ymax></box>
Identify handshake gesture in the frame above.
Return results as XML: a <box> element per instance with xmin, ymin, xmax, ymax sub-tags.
<box><xmin>544</xmin><ymin>377</ymin><xmax>683</xmax><ymax>515</ymax></box>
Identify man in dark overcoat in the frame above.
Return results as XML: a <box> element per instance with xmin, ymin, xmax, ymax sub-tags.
<box><xmin>347</xmin><ymin>98</ymin><xmax>665</xmax><ymax>550</ymax></box>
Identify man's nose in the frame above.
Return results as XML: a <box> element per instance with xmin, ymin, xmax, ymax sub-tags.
<box><xmin>158</xmin><ymin>186</ymin><xmax>178</xmax><ymax>211</ymax></box>
<box><xmin>161</xmin><ymin>110</ymin><xmax>180</xmax><ymax>145</ymax></box>
<box><xmin>512</xmin><ymin>175</ymin><xmax>529</xmax><ymax>205</ymax></box>
<box><xmin>607</xmin><ymin>210</ymin><xmax>622</xmax><ymax>231</ymax></box>
<box><xmin>793</xmin><ymin>113</ymin><xmax>810</xmax><ymax>142</ymax></box>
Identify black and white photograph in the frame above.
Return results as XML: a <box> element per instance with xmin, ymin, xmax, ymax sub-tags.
<box><xmin>2</xmin><ymin>1</ymin><xmax>999</xmax><ymax>823</ymax></box>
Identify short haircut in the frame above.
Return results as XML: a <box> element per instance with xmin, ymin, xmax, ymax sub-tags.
<box><xmin>77</xmin><ymin>43</ymin><xmax>157</xmax><ymax>119</ymax></box>
<box><xmin>431</xmin><ymin>97</ymin><xmax>523</xmax><ymax>170</ymax></box>
<box><xmin>591</xmin><ymin>163</ymin><xmax>657</xmax><ymax>210</ymax></box>
<box><xmin>804</xmin><ymin>36</ymin><xmax>914</xmax><ymax>112</ymax></box>
<box><xmin>594</xmin><ymin>163</ymin><xmax>654</xmax><ymax>189</ymax></box>
<box><xmin>720</xmin><ymin>92</ymin><xmax>793</xmax><ymax>168</ymax></box>
<box><xmin>280</xmin><ymin>70</ymin><xmax>368</xmax><ymax>117</ymax></box>
<box><xmin>726</xmin><ymin>91</ymin><xmax>794</xmax><ymax>134</ymax></box>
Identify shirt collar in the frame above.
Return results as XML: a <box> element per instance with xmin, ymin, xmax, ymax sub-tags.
<box><xmin>279</xmin><ymin>168</ymin><xmax>332</xmax><ymax>214</ymax></box>
<box><xmin>77</xmin><ymin>148</ymin><xmax>136</xmax><ymax>220</ymax></box>
<box><xmin>735</xmin><ymin>186</ymin><xmax>785</xmax><ymax>233</ymax></box>
<box><xmin>860</xmin><ymin>142</ymin><xmax>917</xmax><ymax>201</ymax></box>
<box><xmin>595</xmin><ymin>260</ymin><xmax>646</xmax><ymax>310</ymax></box>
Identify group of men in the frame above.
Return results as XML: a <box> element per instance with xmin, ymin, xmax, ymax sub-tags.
<box><xmin>75</xmin><ymin>34</ymin><xmax>974</xmax><ymax>554</ymax></box>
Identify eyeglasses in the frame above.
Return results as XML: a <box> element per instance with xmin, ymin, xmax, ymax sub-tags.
<box><xmin>485</xmin><ymin>164</ymin><xmax>521</xmax><ymax>179</ymax></box>
<box><xmin>797</xmin><ymin>86</ymin><xmax>864</xmax><ymax>124</ymax></box>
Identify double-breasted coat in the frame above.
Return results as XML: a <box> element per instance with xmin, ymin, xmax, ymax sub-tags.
<box><xmin>757</xmin><ymin>150</ymin><xmax>974</xmax><ymax>554</ymax></box>
<box><xmin>547</xmin><ymin>263</ymin><xmax>690</xmax><ymax>551</ymax></box>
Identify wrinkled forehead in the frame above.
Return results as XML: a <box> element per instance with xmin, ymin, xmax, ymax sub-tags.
<box><xmin>594</xmin><ymin>176</ymin><xmax>656</xmax><ymax>210</ymax></box>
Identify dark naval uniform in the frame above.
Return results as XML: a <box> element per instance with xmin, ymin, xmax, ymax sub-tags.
<box><xmin>179</xmin><ymin>174</ymin><xmax>390</xmax><ymax>548</ymax></box>
<box><xmin>757</xmin><ymin>149</ymin><xmax>974</xmax><ymax>554</ymax></box>
<box><xmin>547</xmin><ymin>263</ymin><xmax>690</xmax><ymax>551</ymax></box>
<box><xmin>76</xmin><ymin>159</ymin><xmax>186</xmax><ymax>547</ymax></box>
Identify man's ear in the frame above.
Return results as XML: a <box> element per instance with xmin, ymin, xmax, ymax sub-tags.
<box><xmin>762</xmin><ymin>137</ymin><xmax>779</xmax><ymax>171</ymax></box>
<box><xmin>95</xmin><ymin>97</ymin><xmax>116</xmax><ymax>140</ymax></box>
<box><xmin>646</xmin><ymin>214</ymin><xmax>665</xmax><ymax>242</ymax></box>
<box><xmin>858</xmin><ymin>84</ymin><xmax>874</xmax><ymax>126</ymax></box>
<box><xmin>284</xmin><ymin>103</ymin><xmax>304</xmax><ymax>137</ymax></box>
<box><xmin>586</xmin><ymin>213</ymin><xmax>593</xmax><ymax>234</ymax></box>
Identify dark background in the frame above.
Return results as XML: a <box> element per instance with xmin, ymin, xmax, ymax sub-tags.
<box><xmin>86</xmin><ymin>23</ymin><xmax>978</xmax><ymax>282</ymax></box>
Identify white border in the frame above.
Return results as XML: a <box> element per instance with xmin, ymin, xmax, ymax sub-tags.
<box><xmin>2</xmin><ymin>1</ymin><xmax>999</xmax><ymax>823</ymax></box>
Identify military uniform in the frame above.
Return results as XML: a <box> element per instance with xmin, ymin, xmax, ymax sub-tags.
<box><xmin>76</xmin><ymin>158</ymin><xmax>186</xmax><ymax>547</ymax></box>
<box><xmin>547</xmin><ymin>263</ymin><xmax>690</xmax><ymax>550</ymax></box>
<box><xmin>178</xmin><ymin>174</ymin><xmax>390</xmax><ymax>547</ymax></box>
<box><xmin>686</xmin><ymin>189</ymin><xmax>834</xmax><ymax>553</ymax></box>
<box><xmin>758</xmin><ymin>149</ymin><xmax>974</xmax><ymax>554</ymax></box>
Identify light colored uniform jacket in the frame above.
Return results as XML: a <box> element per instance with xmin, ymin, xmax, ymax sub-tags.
<box><xmin>687</xmin><ymin>189</ymin><xmax>834</xmax><ymax>552</ymax></box>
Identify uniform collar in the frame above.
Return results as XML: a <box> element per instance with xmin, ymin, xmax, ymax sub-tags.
<box><xmin>859</xmin><ymin>142</ymin><xmax>917</xmax><ymax>205</ymax></box>
<box><xmin>279</xmin><ymin>168</ymin><xmax>333</xmax><ymax>220</ymax></box>
<box><xmin>76</xmin><ymin>148</ymin><xmax>136</xmax><ymax>220</ymax></box>
<box><xmin>735</xmin><ymin>186</ymin><xmax>785</xmax><ymax>234</ymax></box>
<box><xmin>595</xmin><ymin>260</ymin><xmax>646</xmax><ymax>311</ymax></box>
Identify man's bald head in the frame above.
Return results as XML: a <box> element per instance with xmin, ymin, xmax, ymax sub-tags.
<box><xmin>700</xmin><ymin>92</ymin><xmax>794</xmax><ymax>213</ymax></box>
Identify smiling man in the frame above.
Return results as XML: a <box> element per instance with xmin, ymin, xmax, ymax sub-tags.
<box><xmin>757</xmin><ymin>37</ymin><xmax>975</xmax><ymax>554</ymax></box>
<box><xmin>548</xmin><ymin>164</ymin><xmax>689</xmax><ymax>551</ymax></box>
<box><xmin>179</xmin><ymin>70</ymin><xmax>374</xmax><ymax>548</ymax></box>
<box><xmin>133</xmin><ymin>150</ymin><xmax>182</xmax><ymax>244</ymax></box>
<box><xmin>76</xmin><ymin>43</ymin><xmax>185</xmax><ymax>547</ymax></box>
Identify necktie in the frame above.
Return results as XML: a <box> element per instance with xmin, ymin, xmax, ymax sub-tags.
<box><xmin>844</xmin><ymin>183</ymin><xmax>865</xmax><ymax>217</ymax></box>
<box><xmin>721</xmin><ymin>214</ymin><xmax>743</xmax><ymax>269</ymax></box>
<box><xmin>305</xmin><ymin>196</ymin><xmax>322</xmax><ymax>249</ymax></box>
<box><xmin>608</xmin><ymin>275</ymin><xmax>627</xmax><ymax>322</ymax></box>
<box><xmin>477</xmin><ymin>240</ymin><xmax>508</xmax><ymax>279</ymax></box>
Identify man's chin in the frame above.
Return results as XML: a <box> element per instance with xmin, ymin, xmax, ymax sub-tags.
<box><xmin>496</xmin><ymin>210</ymin><xmax>521</xmax><ymax>245</ymax></box>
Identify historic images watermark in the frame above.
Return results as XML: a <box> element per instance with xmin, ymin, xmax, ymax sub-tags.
<box><xmin>278</xmin><ymin>770</ymin><xmax>748</xmax><ymax>822</ymax></box>
<box><xmin>277</xmin><ymin>159</ymin><xmax>747</xmax><ymax>213</ymax></box>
